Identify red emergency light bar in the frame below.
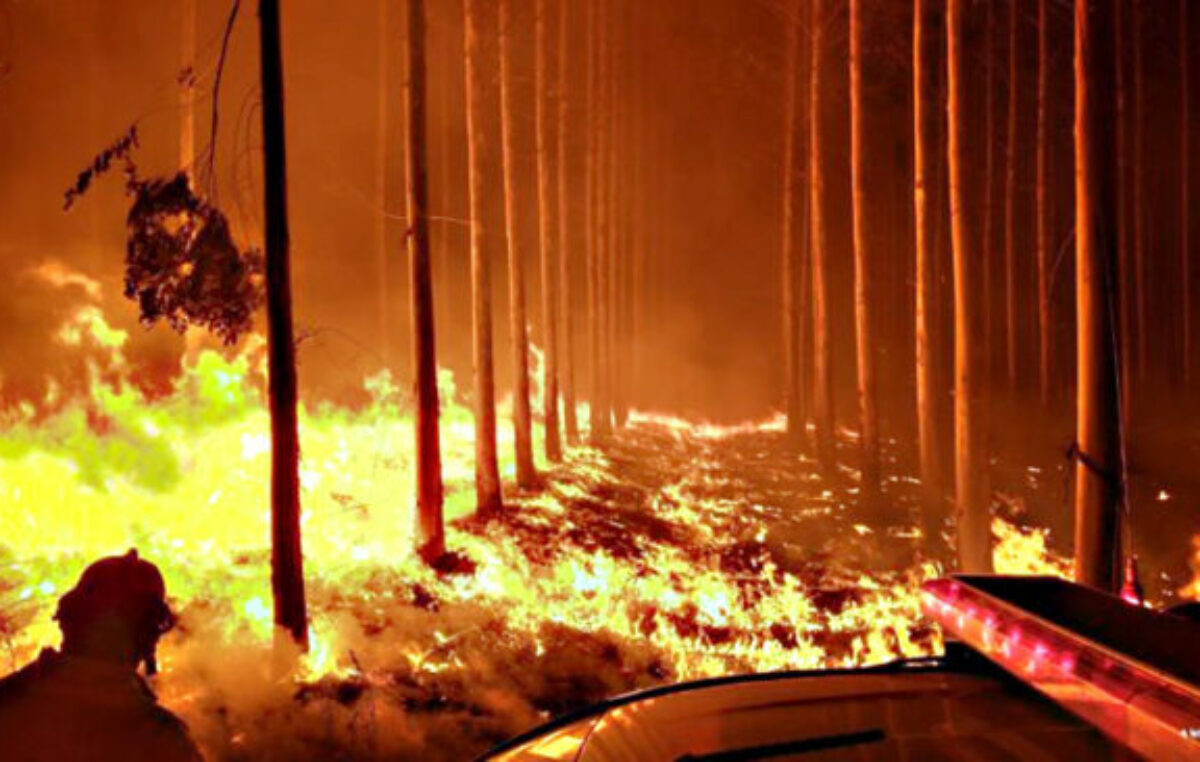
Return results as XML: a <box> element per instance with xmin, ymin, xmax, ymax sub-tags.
<box><xmin>922</xmin><ymin>576</ymin><xmax>1200</xmax><ymax>760</ymax></box>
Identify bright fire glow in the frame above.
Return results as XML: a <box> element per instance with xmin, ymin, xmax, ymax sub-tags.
<box><xmin>0</xmin><ymin>302</ymin><xmax>1068</xmax><ymax>759</ymax></box>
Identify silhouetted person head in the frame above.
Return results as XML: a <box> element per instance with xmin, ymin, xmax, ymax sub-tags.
<box><xmin>54</xmin><ymin>549</ymin><xmax>175</xmax><ymax>675</ymax></box>
<box><xmin>0</xmin><ymin>550</ymin><xmax>201</xmax><ymax>762</ymax></box>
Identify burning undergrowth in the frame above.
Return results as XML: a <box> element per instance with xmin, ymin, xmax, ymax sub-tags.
<box><xmin>0</xmin><ymin>307</ymin><xmax>1072</xmax><ymax>760</ymax></box>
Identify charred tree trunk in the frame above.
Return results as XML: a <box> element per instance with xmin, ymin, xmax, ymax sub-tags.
<box><xmin>536</xmin><ymin>0</ymin><xmax>563</xmax><ymax>463</ymax></box>
<box><xmin>1036</xmin><ymin>0</ymin><xmax>1051</xmax><ymax>405</ymax></box>
<box><xmin>913</xmin><ymin>0</ymin><xmax>943</xmax><ymax>532</ymax></box>
<box><xmin>463</xmin><ymin>0</ymin><xmax>504</xmax><ymax>515</ymax></box>
<box><xmin>849</xmin><ymin>0</ymin><xmax>880</xmax><ymax>502</ymax></box>
<box><xmin>557</xmin><ymin>0</ymin><xmax>579</xmax><ymax>445</ymax></box>
<box><xmin>1004</xmin><ymin>0</ymin><xmax>1019</xmax><ymax>392</ymax></box>
<box><xmin>406</xmin><ymin>0</ymin><xmax>446</xmax><ymax>562</ymax></box>
<box><xmin>1073</xmin><ymin>0</ymin><xmax>1122</xmax><ymax>593</ymax></box>
<box><xmin>258</xmin><ymin>0</ymin><xmax>307</xmax><ymax>646</ymax></box>
<box><xmin>499</xmin><ymin>0</ymin><xmax>537</xmax><ymax>489</ymax></box>
<box><xmin>809</xmin><ymin>0</ymin><xmax>835</xmax><ymax>472</ymax></box>
<box><xmin>947</xmin><ymin>0</ymin><xmax>992</xmax><ymax>573</ymax></box>
<box><xmin>780</xmin><ymin>0</ymin><xmax>804</xmax><ymax>446</ymax></box>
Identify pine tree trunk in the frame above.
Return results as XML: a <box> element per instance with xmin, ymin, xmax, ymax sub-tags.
<box><xmin>1182</xmin><ymin>0</ymin><xmax>1192</xmax><ymax>386</ymax></box>
<box><xmin>983</xmin><ymin>0</ymin><xmax>996</xmax><ymax>389</ymax></box>
<box><xmin>557</xmin><ymin>0</ymin><xmax>579</xmax><ymax>445</ymax></box>
<box><xmin>1036</xmin><ymin>0</ymin><xmax>1051</xmax><ymax>405</ymax></box>
<box><xmin>406</xmin><ymin>0</ymin><xmax>446</xmax><ymax>562</ymax></box>
<box><xmin>913</xmin><ymin>0</ymin><xmax>943</xmax><ymax>532</ymax></box>
<box><xmin>499</xmin><ymin>0</ymin><xmax>537</xmax><ymax>489</ymax></box>
<box><xmin>780</xmin><ymin>0</ymin><xmax>804</xmax><ymax>446</ymax></box>
<box><xmin>180</xmin><ymin>0</ymin><xmax>196</xmax><ymax>176</ymax></box>
<box><xmin>463</xmin><ymin>0</ymin><xmax>504</xmax><ymax>515</ymax></box>
<box><xmin>809</xmin><ymin>0</ymin><xmax>835</xmax><ymax>472</ymax></box>
<box><xmin>1115</xmin><ymin>0</ymin><xmax>1133</xmax><ymax>418</ymax></box>
<box><xmin>947</xmin><ymin>0</ymin><xmax>992</xmax><ymax>573</ymax></box>
<box><xmin>258</xmin><ymin>0</ymin><xmax>307</xmax><ymax>646</ymax></box>
<box><xmin>1073</xmin><ymin>0</ymin><xmax>1122</xmax><ymax>592</ymax></box>
<box><xmin>849</xmin><ymin>0</ymin><xmax>879</xmax><ymax>501</ymax></box>
<box><xmin>535</xmin><ymin>0</ymin><xmax>563</xmax><ymax>463</ymax></box>
<box><xmin>607</xmin><ymin>2</ymin><xmax>625</xmax><ymax>429</ymax></box>
<box><xmin>590</xmin><ymin>1</ymin><xmax>613</xmax><ymax>440</ymax></box>
<box><xmin>584</xmin><ymin>0</ymin><xmax>600</xmax><ymax>440</ymax></box>
<box><xmin>375</xmin><ymin>0</ymin><xmax>391</xmax><ymax>367</ymax></box>
<box><xmin>1132</xmin><ymin>0</ymin><xmax>1147</xmax><ymax>384</ymax></box>
<box><xmin>1004</xmin><ymin>0</ymin><xmax>1020</xmax><ymax>393</ymax></box>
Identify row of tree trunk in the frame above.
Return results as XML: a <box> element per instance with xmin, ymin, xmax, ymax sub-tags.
<box><xmin>779</xmin><ymin>0</ymin><xmax>1134</xmax><ymax>587</ymax></box>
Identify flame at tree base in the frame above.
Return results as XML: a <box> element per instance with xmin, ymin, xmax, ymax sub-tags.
<box><xmin>0</xmin><ymin>311</ymin><xmax>1072</xmax><ymax>760</ymax></box>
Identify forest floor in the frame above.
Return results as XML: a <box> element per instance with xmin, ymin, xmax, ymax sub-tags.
<box><xmin>154</xmin><ymin>412</ymin><xmax>1080</xmax><ymax>761</ymax></box>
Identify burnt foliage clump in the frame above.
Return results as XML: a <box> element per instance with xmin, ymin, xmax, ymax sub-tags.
<box><xmin>65</xmin><ymin>127</ymin><xmax>264</xmax><ymax>345</ymax></box>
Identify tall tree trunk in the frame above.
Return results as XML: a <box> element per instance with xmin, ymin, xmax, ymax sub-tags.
<box><xmin>584</xmin><ymin>0</ymin><xmax>600</xmax><ymax>440</ymax></box>
<box><xmin>180</xmin><ymin>0</ymin><xmax>196</xmax><ymax>176</ymax></box>
<box><xmin>463</xmin><ymin>0</ymin><xmax>504</xmax><ymax>515</ymax></box>
<box><xmin>849</xmin><ymin>0</ymin><xmax>879</xmax><ymax>501</ymax></box>
<box><xmin>913</xmin><ymin>0</ymin><xmax>943</xmax><ymax>532</ymax></box>
<box><xmin>557</xmin><ymin>0</ymin><xmax>579</xmax><ymax>445</ymax></box>
<box><xmin>590</xmin><ymin>0</ymin><xmax>613</xmax><ymax>439</ymax></box>
<box><xmin>1132</xmin><ymin>0</ymin><xmax>1147</xmax><ymax>384</ymax></box>
<box><xmin>780</xmin><ymin>0</ymin><xmax>804</xmax><ymax>446</ymax></box>
<box><xmin>1004</xmin><ymin>0</ymin><xmax>1020</xmax><ymax>392</ymax></box>
<box><xmin>983</xmin><ymin>0</ymin><xmax>996</xmax><ymax>389</ymax></box>
<box><xmin>375</xmin><ymin>0</ymin><xmax>391</xmax><ymax>368</ymax></box>
<box><xmin>406</xmin><ymin>0</ymin><xmax>446</xmax><ymax>562</ymax></box>
<box><xmin>1036</xmin><ymin>0</ymin><xmax>1051</xmax><ymax>405</ymax></box>
<box><xmin>1182</xmin><ymin>0</ymin><xmax>1192</xmax><ymax>386</ymax></box>
<box><xmin>499</xmin><ymin>0</ymin><xmax>537</xmax><ymax>489</ymax></box>
<box><xmin>536</xmin><ymin>0</ymin><xmax>563</xmax><ymax>463</ymax></box>
<box><xmin>607</xmin><ymin>1</ymin><xmax>625</xmax><ymax>429</ymax></box>
<box><xmin>1073</xmin><ymin>0</ymin><xmax>1122</xmax><ymax>593</ymax></box>
<box><xmin>947</xmin><ymin>0</ymin><xmax>992</xmax><ymax>573</ymax></box>
<box><xmin>1115</xmin><ymin>0</ymin><xmax>1132</xmax><ymax>418</ymax></box>
<box><xmin>809</xmin><ymin>0</ymin><xmax>835</xmax><ymax>472</ymax></box>
<box><xmin>258</xmin><ymin>0</ymin><xmax>307</xmax><ymax>647</ymax></box>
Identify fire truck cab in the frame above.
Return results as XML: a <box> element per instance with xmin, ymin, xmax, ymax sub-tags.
<box><xmin>483</xmin><ymin>576</ymin><xmax>1200</xmax><ymax>761</ymax></box>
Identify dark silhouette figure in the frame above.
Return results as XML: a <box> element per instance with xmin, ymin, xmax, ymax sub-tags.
<box><xmin>0</xmin><ymin>550</ymin><xmax>201</xmax><ymax>762</ymax></box>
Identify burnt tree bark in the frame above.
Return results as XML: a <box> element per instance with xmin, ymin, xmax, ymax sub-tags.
<box><xmin>406</xmin><ymin>0</ymin><xmax>446</xmax><ymax>562</ymax></box>
<box><xmin>1073</xmin><ymin>0</ymin><xmax>1123</xmax><ymax>593</ymax></box>
<box><xmin>259</xmin><ymin>0</ymin><xmax>307</xmax><ymax>646</ymax></box>
<box><xmin>948</xmin><ymin>0</ymin><xmax>992</xmax><ymax>573</ymax></box>
<box><xmin>498</xmin><ymin>0</ymin><xmax>537</xmax><ymax>489</ymax></box>
<box><xmin>463</xmin><ymin>0</ymin><xmax>504</xmax><ymax>515</ymax></box>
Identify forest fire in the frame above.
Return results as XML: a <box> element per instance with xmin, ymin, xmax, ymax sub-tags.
<box><xmin>0</xmin><ymin>302</ymin><xmax>1079</xmax><ymax>759</ymax></box>
<box><xmin>2</xmin><ymin>0</ymin><xmax>1199</xmax><ymax>758</ymax></box>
